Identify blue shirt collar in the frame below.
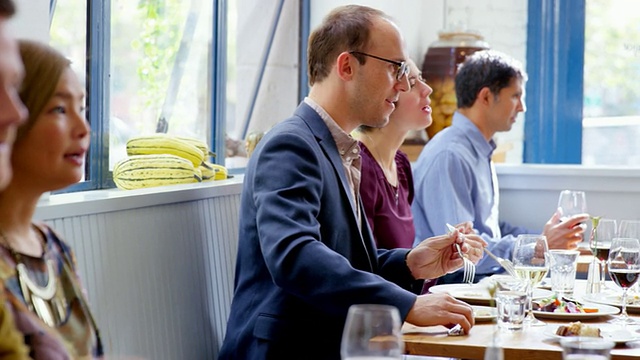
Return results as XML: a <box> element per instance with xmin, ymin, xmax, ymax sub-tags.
<box><xmin>451</xmin><ymin>112</ymin><xmax>497</xmax><ymax>159</ymax></box>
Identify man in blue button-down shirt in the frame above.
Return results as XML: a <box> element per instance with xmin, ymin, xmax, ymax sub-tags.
<box><xmin>412</xmin><ymin>50</ymin><xmax>588</xmax><ymax>283</ymax></box>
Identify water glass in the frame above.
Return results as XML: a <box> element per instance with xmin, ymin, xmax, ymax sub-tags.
<box><xmin>560</xmin><ymin>337</ymin><xmax>614</xmax><ymax>360</ymax></box>
<box><xmin>549</xmin><ymin>250</ymin><xmax>580</xmax><ymax>297</ymax></box>
<box><xmin>495</xmin><ymin>290</ymin><xmax>526</xmax><ymax>332</ymax></box>
<box><xmin>341</xmin><ymin>304</ymin><xmax>403</xmax><ymax>360</ymax></box>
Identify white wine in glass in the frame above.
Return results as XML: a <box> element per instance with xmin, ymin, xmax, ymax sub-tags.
<box><xmin>512</xmin><ymin>234</ymin><xmax>549</xmax><ymax>327</ymax></box>
<box><xmin>340</xmin><ymin>304</ymin><xmax>403</xmax><ymax>360</ymax></box>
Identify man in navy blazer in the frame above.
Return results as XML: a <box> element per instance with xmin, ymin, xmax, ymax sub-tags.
<box><xmin>219</xmin><ymin>5</ymin><xmax>482</xmax><ymax>359</ymax></box>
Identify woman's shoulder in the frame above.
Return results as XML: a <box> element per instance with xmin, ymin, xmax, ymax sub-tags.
<box><xmin>34</xmin><ymin>223</ymin><xmax>75</xmax><ymax>264</ymax></box>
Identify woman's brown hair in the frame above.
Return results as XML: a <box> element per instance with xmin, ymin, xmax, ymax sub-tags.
<box><xmin>16</xmin><ymin>39</ymin><xmax>71</xmax><ymax>140</ymax></box>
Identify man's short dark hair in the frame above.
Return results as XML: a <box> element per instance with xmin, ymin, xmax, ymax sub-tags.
<box><xmin>0</xmin><ymin>0</ymin><xmax>16</xmax><ymax>17</ymax></box>
<box><xmin>307</xmin><ymin>5</ymin><xmax>390</xmax><ymax>86</ymax></box>
<box><xmin>455</xmin><ymin>50</ymin><xmax>527</xmax><ymax>109</ymax></box>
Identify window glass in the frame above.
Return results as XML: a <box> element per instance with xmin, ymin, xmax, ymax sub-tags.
<box><xmin>583</xmin><ymin>0</ymin><xmax>640</xmax><ymax>165</ymax></box>
<box><xmin>50</xmin><ymin>0</ymin><xmax>88</xmax><ymax>180</ymax></box>
<box><xmin>109</xmin><ymin>0</ymin><xmax>214</xmax><ymax>169</ymax></box>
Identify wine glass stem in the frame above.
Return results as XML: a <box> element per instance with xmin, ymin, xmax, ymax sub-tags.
<box><xmin>621</xmin><ymin>288</ymin><xmax>629</xmax><ymax>320</ymax></box>
<box><xmin>526</xmin><ymin>282</ymin><xmax>534</xmax><ymax>319</ymax></box>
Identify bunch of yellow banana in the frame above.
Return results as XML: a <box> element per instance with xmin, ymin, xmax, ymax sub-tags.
<box><xmin>113</xmin><ymin>154</ymin><xmax>202</xmax><ymax>190</ymax></box>
<box><xmin>200</xmin><ymin>161</ymin><xmax>228</xmax><ymax>181</ymax></box>
<box><xmin>126</xmin><ymin>134</ymin><xmax>205</xmax><ymax>167</ymax></box>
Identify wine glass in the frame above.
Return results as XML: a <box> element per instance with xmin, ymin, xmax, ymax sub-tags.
<box><xmin>589</xmin><ymin>218</ymin><xmax>617</xmax><ymax>289</ymax></box>
<box><xmin>607</xmin><ymin>237</ymin><xmax>640</xmax><ymax>325</ymax></box>
<box><xmin>557</xmin><ymin>190</ymin><xmax>587</xmax><ymax>218</ymax></box>
<box><xmin>618</xmin><ymin>220</ymin><xmax>640</xmax><ymax>295</ymax></box>
<box><xmin>340</xmin><ymin>304</ymin><xmax>403</xmax><ymax>360</ymax></box>
<box><xmin>557</xmin><ymin>190</ymin><xmax>588</xmax><ymax>241</ymax></box>
<box><xmin>512</xmin><ymin>234</ymin><xmax>549</xmax><ymax>327</ymax></box>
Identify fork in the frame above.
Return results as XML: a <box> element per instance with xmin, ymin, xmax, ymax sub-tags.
<box><xmin>483</xmin><ymin>247</ymin><xmax>517</xmax><ymax>277</ymax></box>
<box><xmin>446</xmin><ymin>224</ymin><xmax>476</xmax><ymax>284</ymax></box>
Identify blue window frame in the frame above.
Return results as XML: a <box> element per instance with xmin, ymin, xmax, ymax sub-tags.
<box><xmin>525</xmin><ymin>0</ymin><xmax>586</xmax><ymax>164</ymax></box>
<box><xmin>52</xmin><ymin>0</ymin><xmax>228</xmax><ymax>192</ymax></box>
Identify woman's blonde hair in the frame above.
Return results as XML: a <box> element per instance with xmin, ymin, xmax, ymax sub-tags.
<box><xmin>16</xmin><ymin>39</ymin><xmax>71</xmax><ymax>140</ymax></box>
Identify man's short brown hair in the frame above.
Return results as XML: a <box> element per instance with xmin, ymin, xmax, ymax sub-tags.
<box><xmin>307</xmin><ymin>5</ymin><xmax>389</xmax><ymax>86</ymax></box>
<box><xmin>0</xmin><ymin>0</ymin><xmax>16</xmax><ymax>17</ymax></box>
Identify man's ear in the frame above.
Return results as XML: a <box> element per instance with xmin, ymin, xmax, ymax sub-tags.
<box><xmin>336</xmin><ymin>52</ymin><xmax>355</xmax><ymax>81</ymax></box>
<box><xmin>477</xmin><ymin>87</ymin><xmax>493</xmax><ymax>106</ymax></box>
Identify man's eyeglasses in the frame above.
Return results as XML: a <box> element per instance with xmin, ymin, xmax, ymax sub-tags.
<box><xmin>349</xmin><ymin>51</ymin><xmax>409</xmax><ymax>81</ymax></box>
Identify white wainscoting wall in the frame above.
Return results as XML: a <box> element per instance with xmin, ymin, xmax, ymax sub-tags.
<box><xmin>34</xmin><ymin>178</ymin><xmax>243</xmax><ymax>360</ymax></box>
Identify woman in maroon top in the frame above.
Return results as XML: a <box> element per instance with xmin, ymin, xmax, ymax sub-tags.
<box><xmin>356</xmin><ymin>60</ymin><xmax>483</xmax><ymax>247</ymax></box>
<box><xmin>356</xmin><ymin>59</ymin><xmax>435</xmax><ymax>249</ymax></box>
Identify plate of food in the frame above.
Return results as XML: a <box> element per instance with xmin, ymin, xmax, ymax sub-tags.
<box><xmin>428</xmin><ymin>283</ymin><xmax>553</xmax><ymax>306</ymax></box>
<box><xmin>544</xmin><ymin>322</ymin><xmax>640</xmax><ymax>344</ymax></box>
<box><xmin>532</xmin><ymin>296</ymin><xmax>620</xmax><ymax>320</ymax></box>
<box><xmin>582</xmin><ymin>293</ymin><xmax>640</xmax><ymax>314</ymax></box>
<box><xmin>472</xmin><ymin>305</ymin><xmax>497</xmax><ymax>322</ymax></box>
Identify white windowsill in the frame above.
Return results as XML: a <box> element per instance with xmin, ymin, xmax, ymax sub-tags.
<box><xmin>34</xmin><ymin>175</ymin><xmax>245</xmax><ymax>221</ymax></box>
<box><xmin>35</xmin><ymin>162</ymin><xmax>640</xmax><ymax>221</ymax></box>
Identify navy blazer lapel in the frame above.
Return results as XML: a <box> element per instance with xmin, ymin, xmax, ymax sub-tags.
<box><xmin>294</xmin><ymin>104</ymin><xmax>358</xmax><ymax>213</ymax></box>
<box><xmin>293</xmin><ymin>103</ymin><xmax>376</xmax><ymax>269</ymax></box>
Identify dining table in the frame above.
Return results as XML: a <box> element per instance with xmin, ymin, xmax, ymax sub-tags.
<box><xmin>403</xmin><ymin>280</ymin><xmax>640</xmax><ymax>360</ymax></box>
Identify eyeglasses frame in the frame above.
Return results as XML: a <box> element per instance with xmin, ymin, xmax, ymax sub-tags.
<box><xmin>349</xmin><ymin>51</ymin><xmax>409</xmax><ymax>81</ymax></box>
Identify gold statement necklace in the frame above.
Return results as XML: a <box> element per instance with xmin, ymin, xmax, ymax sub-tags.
<box><xmin>0</xmin><ymin>226</ymin><xmax>65</xmax><ymax>327</ymax></box>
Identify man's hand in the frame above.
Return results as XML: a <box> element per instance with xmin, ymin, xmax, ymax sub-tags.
<box><xmin>405</xmin><ymin>293</ymin><xmax>474</xmax><ymax>334</ymax></box>
<box><xmin>407</xmin><ymin>230</ymin><xmax>487</xmax><ymax>279</ymax></box>
<box><xmin>452</xmin><ymin>221</ymin><xmax>475</xmax><ymax>235</ymax></box>
<box><xmin>543</xmin><ymin>211</ymin><xmax>589</xmax><ymax>250</ymax></box>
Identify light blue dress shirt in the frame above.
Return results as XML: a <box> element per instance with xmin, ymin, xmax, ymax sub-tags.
<box><xmin>412</xmin><ymin>112</ymin><xmax>532</xmax><ymax>276</ymax></box>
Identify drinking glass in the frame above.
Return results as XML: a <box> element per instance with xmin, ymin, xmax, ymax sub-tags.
<box><xmin>557</xmin><ymin>190</ymin><xmax>588</xmax><ymax>241</ymax></box>
<box><xmin>340</xmin><ymin>304</ymin><xmax>403</xmax><ymax>360</ymax></box>
<box><xmin>607</xmin><ymin>237</ymin><xmax>640</xmax><ymax>325</ymax></box>
<box><xmin>512</xmin><ymin>234</ymin><xmax>549</xmax><ymax>326</ymax></box>
<box><xmin>589</xmin><ymin>218</ymin><xmax>617</xmax><ymax>288</ymax></box>
<box><xmin>618</xmin><ymin>220</ymin><xmax>640</xmax><ymax>295</ymax></box>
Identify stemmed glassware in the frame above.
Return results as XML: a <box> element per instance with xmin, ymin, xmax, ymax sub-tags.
<box><xmin>557</xmin><ymin>190</ymin><xmax>588</xmax><ymax>219</ymax></box>
<box><xmin>512</xmin><ymin>234</ymin><xmax>549</xmax><ymax>327</ymax></box>
<box><xmin>618</xmin><ymin>220</ymin><xmax>640</xmax><ymax>295</ymax></box>
<box><xmin>589</xmin><ymin>218</ymin><xmax>617</xmax><ymax>289</ymax></box>
<box><xmin>557</xmin><ymin>190</ymin><xmax>588</xmax><ymax>241</ymax></box>
<box><xmin>341</xmin><ymin>304</ymin><xmax>403</xmax><ymax>360</ymax></box>
<box><xmin>607</xmin><ymin>237</ymin><xmax>640</xmax><ymax>325</ymax></box>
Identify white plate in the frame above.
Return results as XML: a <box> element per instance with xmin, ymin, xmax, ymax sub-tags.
<box><xmin>582</xmin><ymin>293</ymin><xmax>640</xmax><ymax>314</ymax></box>
<box><xmin>472</xmin><ymin>305</ymin><xmax>497</xmax><ymax>322</ymax></box>
<box><xmin>532</xmin><ymin>303</ymin><xmax>620</xmax><ymax>320</ymax></box>
<box><xmin>428</xmin><ymin>283</ymin><xmax>553</xmax><ymax>306</ymax></box>
<box><xmin>543</xmin><ymin>324</ymin><xmax>640</xmax><ymax>344</ymax></box>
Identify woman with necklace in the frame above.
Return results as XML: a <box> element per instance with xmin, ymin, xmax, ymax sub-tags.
<box><xmin>0</xmin><ymin>40</ymin><xmax>101</xmax><ymax>359</ymax></box>
<box><xmin>355</xmin><ymin>59</ymin><xmax>486</xmax><ymax>289</ymax></box>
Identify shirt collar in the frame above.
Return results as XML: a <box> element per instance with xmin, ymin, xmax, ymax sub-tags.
<box><xmin>451</xmin><ymin>112</ymin><xmax>497</xmax><ymax>159</ymax></box>
<box><xmin>303</xmin><ymin>97</ymin><xmax>360</xmax><ymax>160</ymax></box>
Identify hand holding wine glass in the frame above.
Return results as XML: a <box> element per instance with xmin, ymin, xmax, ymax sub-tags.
<box><xmin>512</xmin><ymin>234</ymin><xmax>549</xmax><ymax>327</ymax></box>
<box><xmin>341</xmin><ymin>304</ymin><xmax>404</xmax><ymax>360</ymax></box>
<box><xmin>607</xmin><ymin>237</ymin><xmax>640</xmax><ymax>325</ymax></box>
<box><xmin>557</xmin><ymin>190</ymin><xmax>588</xmax><ymax>243</ymax></box>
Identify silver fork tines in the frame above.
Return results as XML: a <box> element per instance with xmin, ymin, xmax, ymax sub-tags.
<box><xmin>446</xmin><ymin>224</ymin><xmax>476</xmax><ymax>284</ymax></box>
<box><xmin>483</xmin><ymin>247</ymin><xmax>517</xmax><ymax>277</ymax></box>
<box><xmin>455</xmin><ymin>243</ymin><xmax>476</xmax><ymax>284</ymax></box>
